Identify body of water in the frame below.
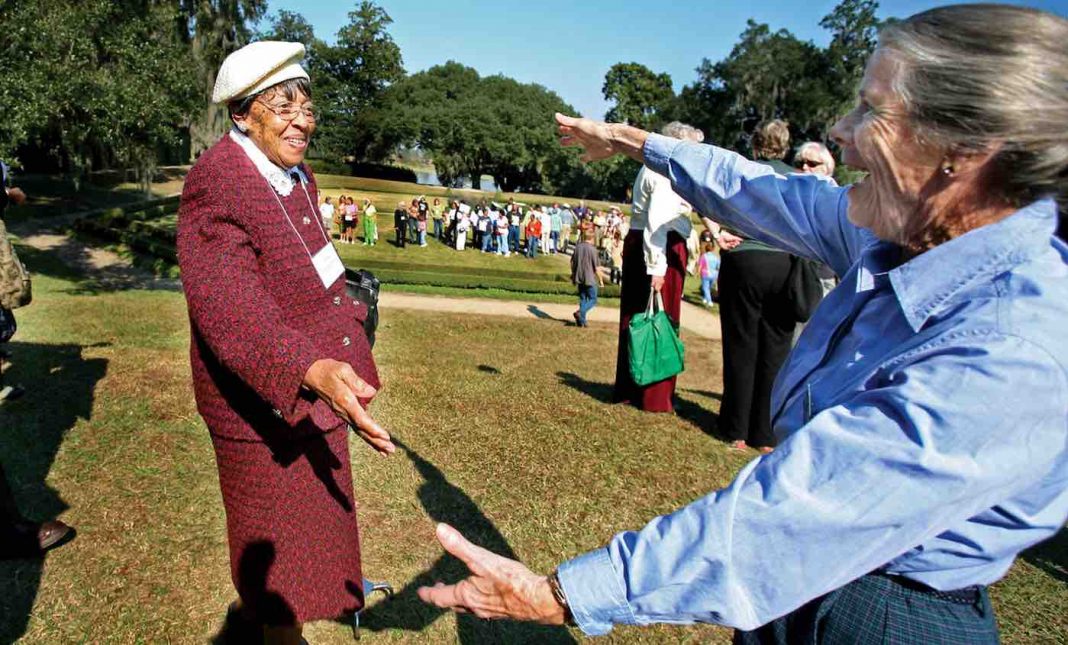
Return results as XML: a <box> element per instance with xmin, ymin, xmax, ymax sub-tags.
<box><xmin>414</xmin><ymin>169</ymin><xmax>498</xmax><ymax>193</ymax></box>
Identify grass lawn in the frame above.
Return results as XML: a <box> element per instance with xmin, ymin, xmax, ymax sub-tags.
<box><xmin>2</xmin><ymin>239</ymin><xmax>1065</xmax><ymax>644</ymax></box>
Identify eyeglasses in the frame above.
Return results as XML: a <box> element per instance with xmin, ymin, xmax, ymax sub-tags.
<box><xmin>257</xmin><ymin>99</ymin><xmax>316</xmax><ymax>122</ymax></box>
<box><xmin>796</xmin><ymin>159</ymin><xmax>822</xmax><ymax>169</ymax></box>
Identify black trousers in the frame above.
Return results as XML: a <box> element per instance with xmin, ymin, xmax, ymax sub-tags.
<box><xmin>717</xmin><ymin>250</ymin><xmax>795</xmax><ymax>448</ymax></box>
<box><xmin>395</xmin><ymin>226</ymin><xmax>407</xmax><ymax>247</ymax></box>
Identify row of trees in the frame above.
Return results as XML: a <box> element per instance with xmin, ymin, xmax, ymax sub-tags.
<box><xmin>0</xmin><ymin>0</ymin><xmax>883</xmax><ymax>199</ymax></box>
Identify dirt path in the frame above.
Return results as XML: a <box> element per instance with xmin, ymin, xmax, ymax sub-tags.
<box><xmin>378</xmin><ymin>292</ymin><xmax>722</xmax><ymax>339</ymax></box>
<box><xmin>10</xmin><ymin>216</ymin><xmax>721</xmax><ymax>338</ymax></box>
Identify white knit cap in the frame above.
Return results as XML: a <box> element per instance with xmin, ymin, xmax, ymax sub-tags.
<box><xmin>211</xmin><ymin>41</ymin><xmax>309</xmax><ymax>104</ymax></box>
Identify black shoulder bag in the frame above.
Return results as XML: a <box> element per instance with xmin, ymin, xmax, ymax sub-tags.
<box><xmin>345</xmin><ymin>269</ymin><xmax>381</xmax><ymax>348</ymax></box>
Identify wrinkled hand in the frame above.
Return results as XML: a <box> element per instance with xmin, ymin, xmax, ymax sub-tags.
<box><xmin>303</xmin><ymin>358</ymin><xmax>394</xmax><ymax>455</ymax></box>
<box><xmin>718</xmin><ymin>231</ymin><xmax>744</xmax><ymax>250</ymax></box>
<box><xmin>555</xmin><ymin>113</ymin><xmax>616</xmax><ymax>163</ymax></box>
<box><xmin>417</xmin><ymin>524</ymin><xmax>566</xmax><ymax>625</ymax></box>
<box><xmin>6</xmin><ymin>187</ymin><xmax>26</xmax><ymax>206</ymax></box>
<box><xmin>650</xmin><ymin>275</ymin><xmax>666</xmax><ymax>292</ymax></box>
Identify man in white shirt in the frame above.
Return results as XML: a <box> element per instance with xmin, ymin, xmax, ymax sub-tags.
<box><xmin>319</xmin><ymin>196</ymin><xmax>335</xmax><ymax>232</ymax></box>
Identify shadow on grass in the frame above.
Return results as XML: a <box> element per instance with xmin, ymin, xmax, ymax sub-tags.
<box><xmin>14</xmin><ymin>239</ymin><xmax>178</xmax><ymax>295</ymax></box>
<box><xmin>477</xmin><ymin>365</ymin><xmax>501</xmax><ymax>375</ymax></box>
<box><xmin>0</xmin><ymin>341</ymin><xmax>108</xmax><ymax>643</ymax></box>
<box><xmin>1021</xmin><ymin>528</ymin><xmax>1068</xmax><ymax>585</ymax></box>
<box><xmin>354</xmin><ymin>439</ymin><xmax>576</xmax><ymax>643</ymax></box>
<box><xmin>556</xmin><ymin>371</ymin><xmax>722</xmax><ymax>438</ymax></box>
<box><xmin>556</xmin><ymin>371</ymin><xmax>613</xmax><ymax>404</ymax></box>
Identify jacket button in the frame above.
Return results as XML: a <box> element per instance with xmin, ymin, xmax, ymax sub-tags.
<box><xmin>273</xmin><ymin>408</ymin><xmax>283</xmax><ymax>418</ymax></box>
<box><xmin>333</xmin><ymin>296</ymin><xmax>342</xmax><ymax>306</ymax></box>
<box><xmin>342</xmin><ymin>336</ymin><xmax>351</xmax><ymax>347</ymax></box>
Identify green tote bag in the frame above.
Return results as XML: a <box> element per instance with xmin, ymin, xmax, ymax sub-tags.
<box><xmin>628</xmin><ymin>291</ymin><xmax>685</xmax><ymax>386</ymax></box>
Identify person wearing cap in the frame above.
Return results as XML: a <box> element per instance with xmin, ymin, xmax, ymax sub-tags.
<box><xmin>176</xmin><ymin>41</ymin><xmax>394</xmax><ymax>643</ymax></box>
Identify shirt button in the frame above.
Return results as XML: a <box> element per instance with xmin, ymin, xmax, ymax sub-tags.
<box><xmin>333</xmin><ymin>296</ymin><xmax>342</xmax><ymax>306</ymax></box>
<box><xmin>342</xmin><ymin>336</ymin><xmax>351</xmax><ymax>347</ymax></box>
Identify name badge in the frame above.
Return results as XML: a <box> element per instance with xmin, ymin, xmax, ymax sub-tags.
<box><xmin>312</xmin><ymin>243</ymin><xmax>345</xmax><ymax>289</ymax></box>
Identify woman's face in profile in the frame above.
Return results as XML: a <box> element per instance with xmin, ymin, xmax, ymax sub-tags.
<box><xmin>830</xmin><ymin>49</ymin><xmax>944</xmax><ymax>244</ymax></box>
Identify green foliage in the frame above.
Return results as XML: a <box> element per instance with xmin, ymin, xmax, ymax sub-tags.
<box><xmin>602</xmin><ymin>62</ymin><xmax>675</xmax><ymax>130</ymax></box>
<box><xmin>672</xmin><ymin>0</ymin><xmax>885</xmax><ymax>158</ymax></box>
<box><xmin>1</xmin><ymin>0</ymin><xmax>204</xmax><ymax>190</ymax></box>
<box><xmin>373</xmin><ymin>61</ymin><xmax>581</xmax><ymax>194</ymax></box>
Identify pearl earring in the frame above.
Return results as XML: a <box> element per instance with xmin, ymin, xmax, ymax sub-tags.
<box><xmin>941</xmin><ymin>163</ymin><xmax>954</xmax><ymax>176</ymax></box>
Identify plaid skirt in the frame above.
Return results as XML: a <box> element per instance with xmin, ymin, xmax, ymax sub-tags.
<box><xmin>734</xmin><ymin>573</ymin><xmax>998</xmax><ymax>645</ymax></box>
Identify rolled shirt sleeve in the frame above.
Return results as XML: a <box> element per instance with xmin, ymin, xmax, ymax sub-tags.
<box><xmin>642</xmin><ymin>133</ymin><xmax>869</xmax><ymax>278</ymax></box>
<box><xmin>557</xmin><ymin>332</ymin><xmax>1067</xmax><ymax>634</ymax></box>
<box><xmin>635</xmin><ymin>167</ymin><xmax>689</xmax><ymax>277</ymax></box>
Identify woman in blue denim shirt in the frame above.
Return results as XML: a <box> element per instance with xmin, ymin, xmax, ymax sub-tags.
<box><xmin>417</xmin><ymin>5</ymin><xmax>1068</xmax><ymax>644</ymax></box>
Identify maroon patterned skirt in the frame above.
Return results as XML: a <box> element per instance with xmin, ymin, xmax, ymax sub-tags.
<box><xmin>211</xmin><ymin>428</ymin><xmax>364</xmax><ymax>625</ymax></box>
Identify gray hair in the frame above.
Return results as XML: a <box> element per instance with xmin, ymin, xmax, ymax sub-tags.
<box><xmin>661</xmin><ymin>121</ymin><xmax>705</xmax><ymax>143</ymax></box>
<box><xmin>797</xmin><ymin>142</ymin><xmax>836</xmax><ymax>176</ymax></box>
<box><xmin>751</xmin><ymin>120</ymin><xmax>790</xmax><ymax>160</ymax></box>
<box><xmin>879</xmin><ymin>5</ymin><xmax>1068</xmax><ymax>211</ymax></box>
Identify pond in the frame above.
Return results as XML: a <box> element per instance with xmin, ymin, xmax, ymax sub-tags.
<box><xmin>414</xmin><ymin>169</ymin><xmax>499</xmax><ymax>193</ymax></box>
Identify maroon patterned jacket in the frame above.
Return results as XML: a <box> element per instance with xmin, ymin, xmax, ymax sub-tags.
<box><xmin>178</xmin><ymin>135</ymin><xmax>379</xmax><ymax>442</ymax></box>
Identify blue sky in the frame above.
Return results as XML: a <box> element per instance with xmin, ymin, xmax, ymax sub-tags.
<box><xmin>265</xmin><ymin>0</ymin><xmax>1068</xmax><ymax>119</ymax></box>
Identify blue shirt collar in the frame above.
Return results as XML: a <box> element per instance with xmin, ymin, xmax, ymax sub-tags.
<box><xmin>866</xmin><ymin>199</ymin><xmax>1059</xmax><ymax>331</ymax></box>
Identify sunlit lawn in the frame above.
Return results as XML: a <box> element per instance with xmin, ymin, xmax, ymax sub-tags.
<box><xmin>0</xmin><ymin>241</ymin><xmax>1063</xmax><ymax>644</ymax></box>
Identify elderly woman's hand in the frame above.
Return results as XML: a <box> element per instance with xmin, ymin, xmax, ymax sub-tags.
<box><xmin>417</xmin><ymin>523</ymin><xmax>567</xmax><ymax>624</ymax></box>
<box><xmin>555</xmin><ymin>113</ymin><xmax>650</xmax><ymax>164</ymax></box>
<box><xmin>303</xmin><ymin>358</ymin><xmax>394</xmax><ymax>455</ymax></box>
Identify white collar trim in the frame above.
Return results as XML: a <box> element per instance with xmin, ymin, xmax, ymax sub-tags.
<box><xmin>228</xmin><ymin>127</ymin><xmax>307</xmax><ymax>196</ymax></box>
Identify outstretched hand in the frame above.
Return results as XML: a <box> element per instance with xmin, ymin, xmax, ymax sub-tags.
<box><xmin>303</xmin><ymin>358</ymin><xmax>394</xmax><ymax>455</ymax></box>
<box><xmin>417</xmin><ymin>523</ymin><xmax>567</xmax><ymax>625</ymax></box>
<box><xmin>555</xmin><ymin>113</ymin><xmax>649</xmax><ymax>164</ymax></box>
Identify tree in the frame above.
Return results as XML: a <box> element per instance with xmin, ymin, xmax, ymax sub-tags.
<box><xmin>602</xmin><ymin>63</ymin><xmax>675</xmax><ymax>130</ymax></box>
<box><xmin>820</xmin><ymin>0</ymin><xmax>882</xmax><ymax>122</ymax></box>
<box><xmin>1</xmin><ymin>0</ymin><xmax>203</xmax><ymax>191</ymax></box>
<box><xmin>178</xmin><ymin>0</ymin><xmax>269</xmax><ymax>157</ymax></box>
<box><xmin>312</xmin><ymin>1</ymin><xmax>405</xmax><ymax>163</ymax></box>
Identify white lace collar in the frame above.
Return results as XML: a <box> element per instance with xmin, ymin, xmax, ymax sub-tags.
<box><xmin>228</xmin><ymin>128</ymin><xmax>307</xmax><ymax>196</ymax></box>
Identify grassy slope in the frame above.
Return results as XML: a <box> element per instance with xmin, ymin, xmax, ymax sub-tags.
<box><xmin>0</xmin><ymin>241</ymin><xmax>1064</xmax><ymax>643</ymax></box>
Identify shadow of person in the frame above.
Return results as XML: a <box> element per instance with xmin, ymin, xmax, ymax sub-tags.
<box><xmin>354</xmin><ymin>439</ymin><xmax>576</xmax><ymax>644</ymax></box>
<box><xmin>0</xmin><ymin>341</ymin><xmax>108</xmax><ymax>643</ymax></box>
<box><xmin>556</xmin><ymin>371</ymin><xmax>614</xmax><ymax>404</ymax></box>
<box><xmin>1020</xmin><ymin>528</ymin><xmax>1067</xmax><ymax>585</ymax></box>
<box><xmin>209</xmin><ymin>541</ymin><xmax>297</xmax><ymax>644</ymax></box>
<box><xmin>526</xmin><ymin>305</ymin><xmax>554</xmax><ymax>321</ymax></box>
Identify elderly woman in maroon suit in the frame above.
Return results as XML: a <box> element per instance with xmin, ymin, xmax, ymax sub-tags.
<box><xmin>177</xmin><ymin>41</ymin><xmax>393</xmax><ymax>645</ymax></box>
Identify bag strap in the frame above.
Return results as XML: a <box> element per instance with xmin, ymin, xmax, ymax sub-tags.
<box><xmin>645</xmin><ymin>290</ymin><xmax>656</xmax><ymax>316</ymax></box>
<box><xmin>655</xmin><ymin>290</ymin><xmax>665</xmax><ymax>314</ymax></box>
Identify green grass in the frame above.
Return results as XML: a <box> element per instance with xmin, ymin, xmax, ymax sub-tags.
<box><xmin>0</xmin><ymin>237</ymin><xmax>1064</xmax><ymax>644</ymax></box>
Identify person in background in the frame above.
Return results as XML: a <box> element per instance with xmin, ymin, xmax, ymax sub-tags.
<box><xmin>607</xmin><ymin>227</ymin><xmax>624</xmax><ymax>285</ymax></box>
<box><xmin>549</xmin><ymin>204</ymin><xmax>562</xmax><ymax>254</ymax></box>
<box><xmin>794</xmin><ymin>141</ymin><xmax>837</xmax><ymax>180</ymax></box>
<box><xmin>431</xmin><ymin>198</ymin><xmax>444</xmax><ymax>241</ymax></box>
<box><xmin>394</xmin><ymin>200</ymin><xmax>409</xmax><ymax>248</ymax></box>
<box><xmin>0</xmin><ymin>160</ymin><xmax>75</xmax><ymax>557</ymax></box>
<box><xmin>362</xmin><ymin>198</ymin><xmax>377</xmax><ymax>246</ymax></box>
<box><xmin>479</xmin><ymin>207</ymin><xmax>493</xmax><ymax>253</ymax></box>
<box><xmin>525</xmin><ymin>213</ymin><xmax>541</xmax><ymax>258</ymax></box>
<box><xmin>508</xmin><ymin>203</ymin><xmax>522</xmax><ymax>253</ymax></box>
<box><xmin>570</xmin><ymin>225</ymin><xmax>604</xmax><ymax>327</ymax></box>
<box><xmin>319</xmin><ymin>195</ymin><xmax>335</xmax><ymax>233</ymax></box>
<box><xmin>345</xmin><ymin>196</ymin><xmax>360</xmax><ymax>245</ymax></box>
<box><xmin>558</xmin><ymin>203</ymin><xmax>574</xmax><ymax>254</ymax></box>
<box><xmin>417</xmin><ymin>6</ymin><xmax>1068</xmax><ymax>643</ymax></box>
<box><xmin>715</xmin><ymin>119</ymin><xmax>798</xmax><ymax>452</ymax></box>
<box><xmin>445</xmin><ymin>200</ymin><xmax>459</xmax><ymax>246</ymax></box>
<box><xmin>408</xmin><ymin>198</ymin><xmax>420</xmax><ymax>242</ymax></box>
<box><xmin>454</xmin><ymin>206</ymin><xmax>470</xmax><ymax>251</ymax></box>
<box><xmin>538</xmin><ymin>205</ymin><xmax>553</xmax><ymax>254</ymax></box>
<box><xmin>613</xmin><ymin>121</ymin><xmax>704</xmax><ymax>414</ymax></box>
<box><xmin>495</xmin><ymin>208</ymin><xmax>510</xmax><ymax>257</ymax></box>
<box><xmin>795</xmin><ymin>141</ymin><xmax>841</xmax><ymax>296</ymax></box>
<box><xmin>696</xmin><ymin>239</ymin><xmax>720</xmax><ymax>306</ymax></box>
<box><xmin>416</xmin><ymin>195</ymin><xmax>429</xmax><ymax>247</ymax></box>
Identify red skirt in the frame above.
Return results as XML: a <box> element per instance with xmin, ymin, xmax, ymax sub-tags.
<box><xmin>211</xmin><ymin>428</ymin><xmax>363</xmax><ymax>625</ymax></box>
<box><xmin>614</xmin><ymin>229</ymin><xmax>688</xmax><ymax>412</ymax></box>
